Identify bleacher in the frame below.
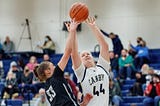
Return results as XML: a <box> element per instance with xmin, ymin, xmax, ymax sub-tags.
<box><xmin>120</xmin><ymin>49</ymin><xmax>160</xmax><ymax>106</ymax></box>
<box><xmin>0</xmin><ymin>48</ymin><xmax>160</xmax><ymax>106</ymax></box>
<box><xmin>149</xmin><ymin>49</ymin><xmax>160</xmax><ymax>70</ymax></box>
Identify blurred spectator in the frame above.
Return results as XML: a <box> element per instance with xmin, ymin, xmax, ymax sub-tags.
<box><xmin>129</xmin><ymin>72</ymin><xmax>146</xmax><ymax>96</ymax></box>
<box><xmin>128</xmin><ymin>37</ymin><xmax>143</xmax><ymax>57</ymax></box>
<box><xmin>21</xmin><ymin>66</ymin><xmax>33</xmax><ymax>84</ymax></box>
<box><xmin>136</xmin><ymin>37</ymin><xmax>143</xmax><ymax>46</ymax></box>
<box><xmin>140</xmin><ymin>64</ymin><xmax>150</xmax><ymax>74</ymax></box>
<box><xmin>26</xmin><ymin>56</ymin><xmax>38</xmax><ymax>72</ymax></box>
<box><xmin>17</xmin><ymin>57</ymin><xmax>25</xmax><ymax>71</ymax></box>
<box><xmin>0</xmin><ymin>42</ymin><xmax>3</xmax><ymax>51</ymax></box>
<box><xmin>109</xmin><ymin>51</ymin><xmax>119</xmax><ymax>79</ymax></box>
<box><xmin>43</xmin><ymin>54</ymin><xmax>51</xmax><ymax>62</ymax></box>
<box><xmin>0</xmin><ymin>42</ymin><xmax>4</xmax><ymax>58</ymax></box>
<box><xmin>100</xmin><ymin>30</ymin><xmax>123</xmax><ymax>57</ymax></box>
<box><xmin>9</xmin><ymin>61</ymin><xmax>22</xmax><ymax>84</ymax></box>
<box><xmin>19</xmin><ymin>65</ymin><xmax>34</xmax><ymax>96</ymax></box>
<box><xmin>143</xmin><ymin>74</ymin><xmax>160</xmax><ymax>106</ymax></box>
<box><xmin>0</xmin><ymin>47</ymin><xmax>4</xmax><ymax>81</ymax></box>
<box><xmin>3</xmin><ymin>36</ymin><xmax>15</xmax><ymax>53</ymax></box>
<box><xmin>143</xmin><ymin>67</ymin><xmax>155</xmax><ymax>91</ymax></box>
<box><xmin>64</xmin><ymin>72</ymin><xmax>79</xmax><ymax>99</ymax></box>
<box><xmin>29</xmin><ymin>66</ymin><xmax>45</xmax><ymax>96</ymax></box>
<box><xmin>1</xmin><ymin>71</ymin><xmax>19</xmax><ymax>99</ymax></box>
<box><xmin>129</xmin><ymin>40</ymin><xmax>150</xmax><ymax>70</ymax></box>
<box><xmin>109</xmin><ymin>79</ymin><xmax>123</xmax><ymax>106</ymax></box>
<box><xmin>0</xmin><ymin>58</ymin><xmax>4</xmax><ymax>81</ymax></box>
<box><xmin>34</xmin><ymin>88</ymin><xmax>49</xmax><ymax>106</ymax></box>
<box><xmin>37</xmin><ymin>35</ymin><xmax>56</xmax><ymax>55</ymax></box>
<box><xmin>119</xmin><ymin>49</ymin><xmax>135</xmax><ymax>80</ymax></box>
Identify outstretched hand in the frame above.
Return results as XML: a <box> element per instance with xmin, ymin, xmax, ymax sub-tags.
<box><xmin>65</xmin><ymin>19</ymin><xmax>80</xmax><ymax>32</ymax></box>
<box><xmin>82</xmin><ymin>93</ymin><xmax>93</xmax><ymax>106</ymax></box>
<box><xmin>85</xmin><ymin>16</ymin><xmax>96</xmax><ymax>27</ymax></box>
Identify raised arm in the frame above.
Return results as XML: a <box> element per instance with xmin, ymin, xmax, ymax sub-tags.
<box><xmin>85</xmin><ymin>17</ymin><xmax>110</xmax><ymax>62</ymax></box>
<box><xmin>58</xmin><ymin>21</ymin><xmax>79</xmax><ymax>71</ymax></box>
<box><xmin>100</xmin><ymin>29</ymin><xmax>110</xmax><ymax>38</ymax></box>
<box><xmin>64</xmin><ymin>21</ymin><xmax>82</xmax><ymax>70</ymax></box>
<box><xmin>129</xmin><ymin>43</ymin><xmax>138</xmax><ymax>52</ymax></box>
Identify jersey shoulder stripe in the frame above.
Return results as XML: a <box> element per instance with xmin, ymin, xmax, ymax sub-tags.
<box><xmin>81</xmin><ymin>67</ymin><xmax>87</xmax><ymax>83</ymax></box>
<box><xmin>96</xmin><ymin>65</ymin><xmax>110</xmax><ymax>78</ymax></box>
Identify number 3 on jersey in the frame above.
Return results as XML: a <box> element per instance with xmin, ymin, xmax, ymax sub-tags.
<box><xmin>46</xmin><ymin>86</ymin><xmax>56</xmax><ymax>102</ymax></box>
<box><xmin>93</xmin><ymin>84</ymin><xmax>105</xmax><ymax>96</ymax></box>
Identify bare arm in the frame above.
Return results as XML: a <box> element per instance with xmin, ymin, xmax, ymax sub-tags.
<box><xmin>80</xmin><ymin>93</ymin><xmax>93</xmax><ymax>106</ymax></box>
<box><xmin>85</xmin><ymin>17</ymin><xmax>110</xmax><ymax>62</ymax></box>
<box><xmin>65</xmin><ymin>21</ymin><xmax>82</xmax><ymax>70</ymax></box>
<box><xmin>58</xmin><ymin>21</ymin><xmax>79</xmax><ymax>71</ymax></box>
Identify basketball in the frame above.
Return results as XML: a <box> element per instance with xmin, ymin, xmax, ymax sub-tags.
<box><xmin>69</xmin><ymin>2</ymin><xmax>89</xmax><ymax>23</ymax></box>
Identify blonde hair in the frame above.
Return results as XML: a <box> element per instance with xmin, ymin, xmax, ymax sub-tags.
<box><xmin>141</xmin><ymin>64</ymin><xmax>150</xmax><ymax>75</ymax></box>
<box><xmin>6</xmin><ymin>71</ymin><xmax>16</xmax><ymax>80</ymax></box>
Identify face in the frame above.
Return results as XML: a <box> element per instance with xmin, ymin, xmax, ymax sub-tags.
<box><xmin>109</xmin><ymin>34</ymin><xmax>115</xmax><ymax>39</ymax></box>
<box><xmin>6</xmin><ymin>36</ymin><xmax>10</xmax><ymax>42</ymax></box>
<box><xmin>80</xmin><ymin>51</ymin><xmax>95</xmax><ymax>68</ymax></box>
<box><xmin>12</xmin><ymin>66</ymin><xmax>17</xmax><ymax>71</ymax></box>
<box><xmin>39</xmin><ymin>88</ymin><xmax>45</xmax><ymax>95</ymax></box>
<box><xmin>43</xmin><ymin>54</ymin><xmax>50</xmax><ymax>61</ymax></box>
<box><xmin>45</xmin><ymin>37</ymin><xmax>49</xmax><ymax>42</ymax></box>
<box><xmin>153</xmin><ymin>76</ymin><xmax>160</xmax><ymax>83</ymax></box>
<box><xmin>136</xmin><ymin>38</ymin><xmax>141</xmax><ymax>44</ymax></box>
<box><xmin>136</xmin><ymin>73</ymin><xmax>141</xmax><ymax>79</ymax></box>
<box><xmin>148</xmin><ymin>69</ymin><xmax>154</xmax><ymax>74</ymax></box>
<box><xmin>24</xmin><ymin>66</ymin><xmax>30</xmax><ymax>73</ymax></box>
<box><xmin>139</xmin><ymin>40</ymin><xmax>146</xmax><ymax>47</ymax></box>
<box><xmin>8</xmin><ymin>72</ymin><xmax>14</xmax><ymax>79</ymax></box>
<box><xmin>44</xmin><ymin>63</ymin><xmax>55</xmax><ymax>79</ymax></box>
<box><xmin>141</xmin><ymin>64</ymin><xmax>149</xmax><ymax>70</ymax></box>
<box><xmin>109</xmin><ymin>80</ymin><xmax>114</xmax><ymax>87</ymax></box>
<box><xmin>30</xmin><ymin>56</ymin><xmax>36</xmax><ymax>63</ymax></box>
<box><xmin>64</xmin><ymin>74</ymin><xmax>70</xmax><ymax>80</ymax></box>
<box><xmin>109</xmin><ymin>52</ymin><xmax>114</xmax><ymax>59</ymax></box>
<box><xmin>121</xmin><ymin>49</ymin><xmax>127</xmax><ymax>57</ymax></box>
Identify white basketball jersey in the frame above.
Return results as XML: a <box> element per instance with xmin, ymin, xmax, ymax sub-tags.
<box><xmin>74</xmin><ymin>56</ymin><xmax>110</xmax><ymax>106</ymax></box>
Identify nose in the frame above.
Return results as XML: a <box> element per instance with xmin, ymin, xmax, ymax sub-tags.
<box><xmin>85</xmin><ymin>55</ymin><xmax>89</xmax><ymax>58</ymax></box>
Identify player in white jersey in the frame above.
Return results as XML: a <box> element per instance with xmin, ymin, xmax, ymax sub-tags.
<box><xmin>70</xmin><ymin>17</ymin><xmax>110</xmax><ymax>106</ymax></box>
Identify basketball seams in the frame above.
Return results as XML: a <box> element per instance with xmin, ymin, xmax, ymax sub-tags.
<box><xmin>75</xmin><ymin>5</ymin><xmax>89</xmax><ymax>22</ymax></box>
<box><xmin>70</xmin><ymin>4</ymin><xmax>85</xmax><ymax>21</ymax></box>
<box><xmin>69</xmin><ymin>2</ymin><xmax>89</xmax><ymax>23</ymax></box>
<box><xmin>69</xmin><ymin>3</ymin><xmax>83</xmax><ymax>19</ymax></box>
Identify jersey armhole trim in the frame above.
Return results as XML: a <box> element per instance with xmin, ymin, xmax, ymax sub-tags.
<box><xmin>96</xmin><ymin>65</ymin><xmax>110</xmax><ymax>78</ymax></box>
<box><xmin>81</xmin><ymin>67</ymin><xmax>87</xmax><ymax>83</ymax></box>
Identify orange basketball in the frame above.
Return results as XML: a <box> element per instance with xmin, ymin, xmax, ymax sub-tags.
<box><xmin>69</xmin><ymin>2</ymin><xmax>89</xmax><ymax>23</ymax></box>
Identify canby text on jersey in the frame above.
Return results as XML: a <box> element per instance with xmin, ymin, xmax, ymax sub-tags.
<box><xmin>88</xmin><ymin>74</ymin><xmax>104</xmax><ymax>86</ymax></box>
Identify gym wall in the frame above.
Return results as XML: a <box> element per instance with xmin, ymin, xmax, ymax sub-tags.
<box><xmin>0</xmin><ymin>0</ymin><xmax>159</xmax><ymax>53</ymax></box>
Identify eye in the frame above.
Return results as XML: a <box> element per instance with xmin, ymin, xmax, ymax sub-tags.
<box><xmin>87</xmin><ymin>53</ymin><xmax>90</xmax><ymax>56</ymax></box>
<box><xmin>81</xmin><ymin>54</ymin><xmax>85</xmax><ymax>57</ymax></box>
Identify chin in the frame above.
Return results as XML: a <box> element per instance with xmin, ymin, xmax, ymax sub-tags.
<box><xmin>86</xmin><ymin>63</ymin><xmax>94</xmax><ymax>68</ymax></box>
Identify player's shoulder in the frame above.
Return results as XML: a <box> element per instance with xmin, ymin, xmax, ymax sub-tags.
<box><xmin>96</xmin><ymin>65</ymin><xmax>110</xmax><ymax>76</ymax></box>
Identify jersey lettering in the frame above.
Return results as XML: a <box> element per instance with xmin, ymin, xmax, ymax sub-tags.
<box><xmin>93</xmin><ymin>84</ymin><xmax>105</xmax><ymax>96</ymax></box>
<box><xmin>88</xmin><ymin>74</ymin><xmax>104</xmax><ymax>85</ymax></box>
<box><xmin>46</xmin><ymin>86</ymin><xmax>56</xmax><ymax>102</ymax></box>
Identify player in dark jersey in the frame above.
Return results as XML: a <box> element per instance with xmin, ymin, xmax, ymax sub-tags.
<box><xmin>34</xmin><ymin>20</ymin><xmax>92</xmax><ymax>106</ymax></box>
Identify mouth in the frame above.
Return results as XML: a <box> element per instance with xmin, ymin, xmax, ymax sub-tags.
<box><xmin>85</xmin><ymin>57</ymin><xmax>90</xmax><ymax>60</ymax></box>
<box><xmin>85</xmin><ymin>58</ymin><xmax>89</xmax><ymax>61</ymax></box>
<box><xmin>47</xmin><ymin>72</ymin><xmax>51</xmax><ymax>76</ymax></box>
